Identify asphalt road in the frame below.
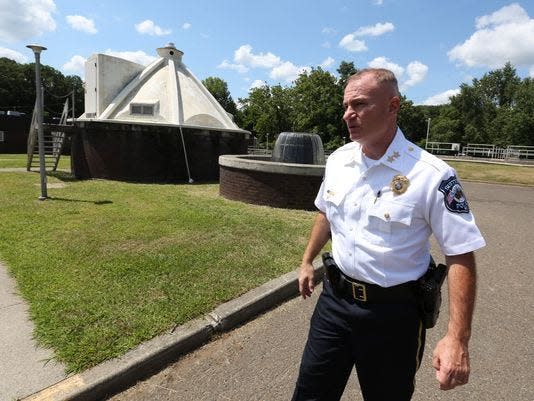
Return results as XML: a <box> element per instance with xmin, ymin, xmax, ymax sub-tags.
<box><xmin>108</xmin><ymin>181</ymin><xmax>534</xmax><ymax>401</ymax></box>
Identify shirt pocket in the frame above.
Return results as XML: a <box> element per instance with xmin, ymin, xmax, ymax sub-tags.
<box><xmin>322</xmin><ymin>182</ymin><xmax>351</xmax><ymax>222</ymax></box>
<box><xmin>363</xmin><ymin>199</ymin><xmax>415</xmax><ymax>245</ymax></box>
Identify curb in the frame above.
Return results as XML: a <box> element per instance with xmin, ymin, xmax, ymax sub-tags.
<box><xmin>22</xmin><ymin>260</ymin><xmax>324</xmax><ymax>401</ymax></box>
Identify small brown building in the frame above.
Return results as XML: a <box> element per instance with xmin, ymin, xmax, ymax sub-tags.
<box><xmin>0</xmin><ymin>113</ymin><xmax>30</xmax><ymax>153</ymax></box>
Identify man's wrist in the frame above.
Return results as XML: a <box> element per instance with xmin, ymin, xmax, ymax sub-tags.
<box><xmin>445</xmin><ymin>327</ymin><xmax>471</xmax><ymax>343</ymax></box>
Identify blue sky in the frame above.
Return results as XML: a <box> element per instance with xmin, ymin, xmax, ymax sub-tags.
<box><xmin>1</xmin><ymin>0</ymin><xmax>534</xmax><ymax>106</ymax></box>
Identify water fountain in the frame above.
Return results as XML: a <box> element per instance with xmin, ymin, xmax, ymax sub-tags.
<box><xmin>219</xmin><ymin>132</ymin><xmax>326</xmax><ymax>210</ymax></box>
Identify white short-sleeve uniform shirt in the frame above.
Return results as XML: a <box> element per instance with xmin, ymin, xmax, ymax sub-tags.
<box><xmin>315</xmin><ymin>129</ymin><xmax>486</xmax><ymax>287</ymax></box>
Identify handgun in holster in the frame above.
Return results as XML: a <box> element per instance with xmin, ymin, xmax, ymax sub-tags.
<box><xmin>322</xmin><ymin>252</ymin><xmax>343</xmax><ymax>295</ymax></box>
<box><xmin>416</xmin><ymin>256</ymin><xmax>448</xmax><ymax>329</ymax></box>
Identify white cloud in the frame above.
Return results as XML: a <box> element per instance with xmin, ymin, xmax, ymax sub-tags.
<box><xmin>0</xmin><ymin>47</ymin><xmax>27</xmax><ymax>62</ymax></box>
<box><xmin>62</xmin><ymin>55</ymin><xmax>86</xmax><ymax>74</ymax></box>
<box><xmin>368</xmin><ymin>57</ymin><xmax>405</xmax><ymax>78</ymax></box>
<box><xmin>182</xmin><ymin>22</ymin><xmax>191</xmax><ymax>30</ymax></box>
<box><xmin>322</xmin><ymin>27</ymin><xmax>336</xmax><ymax>34</ymax></box>
<box><xmin>448</xmin><ymin>4</ymin><xmax>534</xmax><ymax>69</ymax></box>
<box><xmin>234</xmin><ymin>44</ymin><xmax>281</xmax><ymax>69</ymax></box>
<box><xmin>339</xmin><ymin>21</ymin><xmax>394</xmax><ymax>52</ymax></box>
<box><xmin>250</xmin><ymin>79</ymin><xmax>267</xmax><ymax>90</ymax></box>
<box><xmin>104</xmin><ymin>50</ymin><xmax>157</xmax><ymax>65</ymax></box>
<box><xmin>339</xmin><ymin>34</ymin><xmax>367</xmax><ymax>52</ymax></box>
<box><xmin>373</xmin><ymin>0</ymin><xmax>384</xmax><ymax>5</ymax></box>
<box><xmin>475</xmin><ymin>3</ymin><xmax>529</xmax><ymax>29</ymax></box>
<box><xmin>66</xmin><ymin>15</ymin><xmax>97</xmax><ymax>34</ymax></box>
<box><xmin>355</xmin><ymin>22</ymin><xmax>395</xmax><ymax>37</ymax></box>
<box><xmin>422</xmin><ymin>89</ymin><xmax>461</xmax><ymax>106</ymax></box>
<box><xmin>220</xmin><ymin>44</ymin><xmax>312</xmax><ymax>84</ymax></box>
<box><xmin>218</xmin><ymin>59</ymin><xmax>249</xmax><ymax>73</ymax></box>
<box><xmin>367</xmin><ymin>57</ymin><xmax>428</xmax><ymax>90</ymax></box>
<box><xmin>530</xmin><ymin>66</ymin><xmax>534</xmax><ymax>77</ymax></box>
<box><xmin>404</xmin><ymin>61</ymin><xmax>428</xmax><ymax>88</ymax></box>
<box><xmin>0</xmin><ymin>0</ymin><xmax>56</xmax><ymax>43</ymax></box>
<box><xmin>322</xmin><ymin>41</ymin><xmax>331</xmax><ymax>49</ymax></box>
<box><xmin>269</xmin><ymin>61</ymin><xmax>310</xmax><ymax>82</ymax></box>
<box><xmin>134</xmin><ymin>20</ymin><xmax>171</xmax><ymax>36</ymax></box>
<box><xmin>320</xmin><ymin>56</ymin><xmax>335</xmax><ymax>69</ymax></box>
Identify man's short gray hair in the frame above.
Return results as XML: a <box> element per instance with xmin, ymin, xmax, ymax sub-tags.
<box><xmin>346</xmin><ymin>68</ymin><xmax>400</xmax><ymax>96</ymax></box>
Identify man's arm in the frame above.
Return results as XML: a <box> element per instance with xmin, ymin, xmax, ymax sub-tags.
<box><xmin>432</xmin><ymin>251</ymin><xmax>477</xmax><ymax>390</ymax></box>
<box><xmin>298</xmin><ymin>211</ymin><xmax>331</xmax><ymax>299</ymax></box>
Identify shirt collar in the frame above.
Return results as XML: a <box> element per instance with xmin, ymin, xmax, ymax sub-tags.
<box><xmin>377</xmin><ymin>128</ymin><xmax>410</xmax><ymax>173</ymax></box>
<box><xmin>341</xmin><ymin>127</ymin><xmax>411</xmax><ymax>172</ymax></box>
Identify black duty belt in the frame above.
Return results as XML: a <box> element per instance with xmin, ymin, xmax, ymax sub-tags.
<box><xmin>322</xmin><ymin>252</ymin><xmax>416</xmax><ymax>303</ymax></box>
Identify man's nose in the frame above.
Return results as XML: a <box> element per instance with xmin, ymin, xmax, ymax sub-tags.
<box><xmin>343</xmin><ymin>108</ymin><xmax>356</xmax><ymax>121</ymax></box>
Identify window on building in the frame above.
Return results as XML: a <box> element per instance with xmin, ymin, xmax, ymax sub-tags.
<box><xmin>130</xmin><ymin>103</ymin><xmax>156</xmax><ymax>116</ymax></box>
<box><xmin>0</xmin><ymin>131</ymin><xmax>5</xmax><ymax>142</ymax></box>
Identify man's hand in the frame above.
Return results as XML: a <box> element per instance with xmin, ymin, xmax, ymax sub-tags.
<box><xmin>298</xmin><ymin>212</ymin><xmax>331</xmax><ymax>299</ymax></box>
<box><xmin>298</xmin><ymin>262</ymin><xmax>315</xmax><ymax>299</ymax></box>
<box><xmin>432</xmin><ymin>334</ymin><xmax>470</xmax><ymax>390</ymax></box>
<box><xmin>433</xmin><ymin>252</ymin><xmax>477</xmax><ymax>390</ymax></box>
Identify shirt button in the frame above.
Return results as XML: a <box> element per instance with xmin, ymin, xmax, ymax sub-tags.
<box><xmin>384</xmin><ymin>212</ymin><xmax>390</xmax><ymax>220</ymax></box>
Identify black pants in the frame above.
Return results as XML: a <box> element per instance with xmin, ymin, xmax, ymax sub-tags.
<box><xmin>292</xmin><ymin>278</ymin><xmax>425</xmax><ymax>401</ymax></box>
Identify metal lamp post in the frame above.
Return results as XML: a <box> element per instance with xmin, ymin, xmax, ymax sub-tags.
<box><xmin>425</xmin><ymin>118</ymin><xmax>431</xmax><ymax>150</ymax></box>
<box><xmin>27</xmin><ymin>44</ymin><xmax>48</xmax><ymax>200</ymax></box>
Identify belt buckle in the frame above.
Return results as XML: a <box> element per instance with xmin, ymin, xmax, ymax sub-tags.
<box><xmin>352</xmin><ymin>282</ymin><xmax>367</xmax><ymax>302</ymax></box>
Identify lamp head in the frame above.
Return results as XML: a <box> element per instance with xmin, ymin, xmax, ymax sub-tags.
<box><xmin>26</xmin><ymin>44</ymin><xmax>47</xmax><ymax>54</ymax></box>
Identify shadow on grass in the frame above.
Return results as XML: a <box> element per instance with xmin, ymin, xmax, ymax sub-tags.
<box><xmin>47</xmin><ymin>170</ymin><xmax>78</xmax><ymax>182</ymax></box>
<box><xmin>48</xmin><ymin>197</ymin><xmax>113</xmax><ymax>205</ymax></box>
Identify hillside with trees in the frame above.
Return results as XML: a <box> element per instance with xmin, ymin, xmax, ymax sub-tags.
<box><xmin>2</xmin><ymin>57</ymin><xmax>532</xmax><ymax>150</ymax></box>
<box><xmin>206</xmin><ymin>61</ymin><xmax>534</xmax><ymax>150</ymax></box>
<box><xmin>0</xmin><ymin>57</ymin><xmax>84</xmax><ymax>117</ymax></box>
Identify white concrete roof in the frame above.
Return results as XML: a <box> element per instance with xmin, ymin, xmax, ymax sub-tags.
<box><xmin>80</xmin><ymin>43</ymin><xmax>245</xmax><ymax>133</ymax></box>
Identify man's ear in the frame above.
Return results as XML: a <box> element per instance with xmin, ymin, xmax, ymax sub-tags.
<box><xmin>389</xmin><ymin>96</ymin><xmax>400</xmax><ymax>113</ymax></box>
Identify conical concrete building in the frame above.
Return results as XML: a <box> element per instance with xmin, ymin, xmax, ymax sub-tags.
<box><xmin>73</xmin><ymin>43</ymin><xmax>249</xmax><ymax>182</ymax></box>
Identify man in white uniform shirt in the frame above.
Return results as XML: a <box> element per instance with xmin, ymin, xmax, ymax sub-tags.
<box><xmin>292</xmin><ymin>69</ymin><xmax>486</xmax><ymax>401</ymax></box>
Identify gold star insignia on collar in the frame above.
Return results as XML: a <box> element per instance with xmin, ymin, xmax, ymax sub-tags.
<box><xmin>387</xmin><ymin>151</ymin><xmax>401</xmax><ymax>163</ymax></box>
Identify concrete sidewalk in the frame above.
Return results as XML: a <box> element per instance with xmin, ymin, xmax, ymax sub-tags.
<box><xmin>0</xmin><ymin>262</ymin><xmax>66</xmax><ymax>400</ymax></box>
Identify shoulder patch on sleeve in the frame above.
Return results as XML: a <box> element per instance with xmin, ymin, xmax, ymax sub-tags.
<box><xmin>438</xmin><ymin>176</ymin><xmax>470</xmax><ymax>213</ymax></box>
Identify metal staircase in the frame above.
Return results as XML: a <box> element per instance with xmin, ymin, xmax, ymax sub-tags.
<box><xmin>27</xmin><ymin>99</ymin><xmax>70</xmax><ymax>172</ymax></box>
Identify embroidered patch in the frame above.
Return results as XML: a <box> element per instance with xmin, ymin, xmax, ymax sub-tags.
<box><xmin>438</xmin><ymin>176</ymin><xmax>470</xmax><ymax>213</ymax></box>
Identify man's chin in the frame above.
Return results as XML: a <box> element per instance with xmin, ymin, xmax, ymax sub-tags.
<box><xmin>349</xmin><ymin>132</ymin><xmax>362</xmax><ymax>142</ymax></box>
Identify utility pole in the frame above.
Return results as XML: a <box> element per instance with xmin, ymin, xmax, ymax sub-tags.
<box><xmin>27</xmin><ymin>44</ymin><xmax>48</xmax><ymax>200</ymax></box>
<box><xmin>425</xmin><ymin>118</ymin><xmax>431</xmax><ymax>150</ymax></box>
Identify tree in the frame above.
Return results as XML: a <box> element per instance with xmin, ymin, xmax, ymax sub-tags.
<box><xmin>0</xmin><ymin>57</ymin><xmax>84</xmax><ymax>117</ymax></box>
<box><xmin>290</xmin><ymin>67</ymin><xmax>344</xmax><ymax>149</ymax></box>
<box><xmin>238</xmin><ymin>83</ymin><xmax>293</xmax><ymax>145</ymax></box>
<box><xmin>476</xmin><ymin>62</ymin><xmax>520</xmax><ymax>108</ymax></box>
<box><xmin>397</xmin><ymin>95</ymin><xmax>426</xmax><ymax>142</ymax></box>
<box><xmin>336</xmin><ymin>61</ymin><xmax>358</xmax><ymax>89</ymax></box>
<box><xmin>202</xmin><ymin>76</ymin><xmax>238</xmax><ymax>122</ymax></box>
<box><xmin>428</xmin><ymin>105</ymin><xmax>463</xmax><ymax>143</ymax></box>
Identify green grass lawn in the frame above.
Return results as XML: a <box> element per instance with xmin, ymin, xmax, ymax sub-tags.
<box><xmin>0</xmin><ymin>169</ymin><xmax>315</xmax><ymax>373</ymax></box>
<box><xmin>0</xmin><ymin>153</ymin><xmax>71</xmax><ymax>170</ymax></box>
<box><xmin>0</xmin><ymin>154</ymin><xmax>532</xmax><ymax>373</ymax></box>
<box><xmin>448</xmin><ymin>160</ymin><xmax>534</xmax><ymax>186</ymax></box>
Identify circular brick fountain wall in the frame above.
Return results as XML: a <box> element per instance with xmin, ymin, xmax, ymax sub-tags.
<box><xmin>219</xmin><ymin>154</ymin><xmax>325</xmax><ymax>210</ymax></box>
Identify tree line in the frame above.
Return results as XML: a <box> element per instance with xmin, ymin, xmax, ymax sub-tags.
<box><xmin>204</xmin><ymin>61</ymin><xmax>534</xmax><ymax>150</ymax></box>
<box><xmin>0</xmin><ymin>57</ymin><xmax>84</xmax><ymax>118</ymax></box>
<box><xmin>2</xmin><ymin>57</ymin><xmax>532</xmax><ymax>150</ymax></box>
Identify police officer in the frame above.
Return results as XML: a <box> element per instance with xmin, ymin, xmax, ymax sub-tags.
<box><xmin>292</xmin><ymin>68</ymin><xmax>486</xmax><ymax>401</ymax></box>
